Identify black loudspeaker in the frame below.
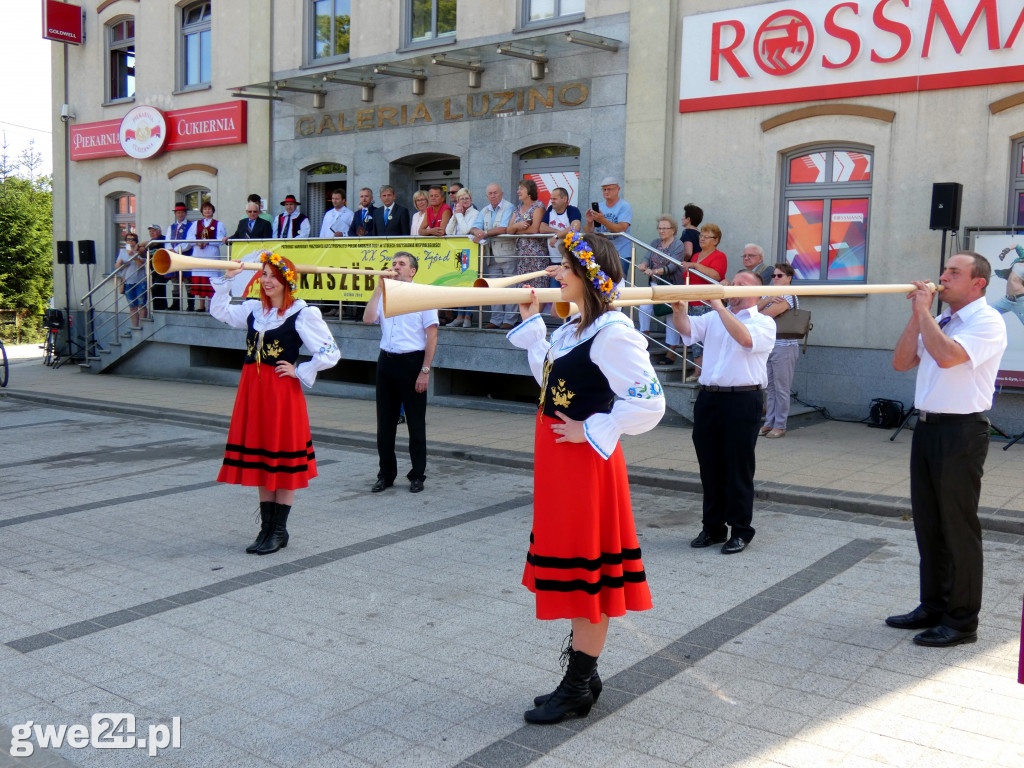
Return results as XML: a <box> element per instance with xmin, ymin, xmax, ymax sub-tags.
<box><xmin>77</xmin><ymin>240</ymin><xmax>96</xmax><ymax>264</ymax></box>
<box><xmin>56</xmin><ymin>240</ymin><xmax>74</xmax><ymax>265</ymax></box>
<box><xmin>929</xmin><ymin>182</ymin><xmax>963</xmax><ymax>231</ymax></box>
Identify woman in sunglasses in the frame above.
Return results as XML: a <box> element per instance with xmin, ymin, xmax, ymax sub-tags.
<box><xmin>757</xmin><ymin>263</ymin><xmax>798</xmax><ymax>438</ymax></box>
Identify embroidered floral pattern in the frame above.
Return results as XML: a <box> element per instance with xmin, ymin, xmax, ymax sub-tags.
<box><xmin>627</xmin><ymin>376</ymin><xmax>663</xmax><ymax>399</ymax></box>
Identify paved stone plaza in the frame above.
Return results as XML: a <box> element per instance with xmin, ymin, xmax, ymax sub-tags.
<box><xmin>1</xmin><ymin>350</ymin><xmax>1023</xmax><ymax>767</ymax></box>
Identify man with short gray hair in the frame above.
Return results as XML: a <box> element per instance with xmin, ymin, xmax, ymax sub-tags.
<box><xmin>741</xmin><ymin>244</ymin><xmax>772</xmax><ymax>285</ymax></box>
<box><xmin>470</xmin><ymin>183</ymin><xmax>518</xmax><ymax>328</ymax></box>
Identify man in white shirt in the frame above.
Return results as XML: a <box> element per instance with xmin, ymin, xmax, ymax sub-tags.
<box><xmin>887</xmin><ymin>252</ymin><xmax>1007</xmax><ymax>647</ymax></box>
<box><xmin>276</xmin><ymin>194</ymin><xmax>310</xmax><ymax>239</ymax></box>
<box><xmin>363</xmin><ymin>252</ymin><xmax>439</xmax><ymax>494</ymax></box>
<box><xmin>319</xmin><ymin>189</ymin><xmax>353</xmax><ymax>238</ymax></box>
<box><xmin>671</xmin><ymin>270</ymin><xmax>775</xmax><ymax>554</ymax></box>
<box><xmin>469</xmin><ymin>183</ymin><xmax>517</xmax><ymax>328</ymax></box>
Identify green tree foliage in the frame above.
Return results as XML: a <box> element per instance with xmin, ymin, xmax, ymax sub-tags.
<box><xmin>0</xmin><ymin>142</ymin><xmax>54</xmax><ymax>322</ymax></box>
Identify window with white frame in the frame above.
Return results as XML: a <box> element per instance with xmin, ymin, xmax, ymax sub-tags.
<box><xmin>181</xmin><ymin>2</ymin><xmax>212</xmax><ymax>88</ymax></box>
<box><xmin>408</xmin><ymin>0</ymin><xmax>456</xmax><ymax>45</ymax></box>
<box><xmin>1008</xmin><ymin>137</ymin><xmax>1024</xmax><ymax>226</ymax></box>
<box><xmin>107</xmin><ymin>18</ymin><xmax>135</xmax><ymax>102</ymax></box>
<box><xmin>779</xmin><ymin>146</ymin><xmax>872</xmax><ymax>282</ymax></box>
<box><xmin>524</xmin><ymin>0</ymin><xmax>584</xmax><ymax>26</ymax></box>
<box><xmin>311</xmin><ymin>0</ymin><xmax>350</xmax><ymax>61</ymax></box>
<box><xmin>180</xmin><ymin>188</ymin><xmax>212</xmax><ymax>219</ymax></box>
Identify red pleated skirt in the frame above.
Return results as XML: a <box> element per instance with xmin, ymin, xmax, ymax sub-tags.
<box><xmin>217</xmin><ymin>363</ymin><xmax>317</xmax><ymax>491</ymax></box>
<box><xmin>523</xmin><ymin>413</ymin><xmax>653</xmax><ymax>622</ymax></box>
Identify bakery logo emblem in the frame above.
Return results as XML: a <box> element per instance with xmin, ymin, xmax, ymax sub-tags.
<box><xmin>753</xmin><ymin>10</ymin><xmax>813</xmax><ymax>76</ymax></box>
<box><xmin>119</xmin><ymin>106</ymin><xmax>167</xmax><ymax>159</ymax></box>
<box><xmin>550</xmin><ymin>379</ymin><xmax>574</xmax><ymax>409</ymax></box>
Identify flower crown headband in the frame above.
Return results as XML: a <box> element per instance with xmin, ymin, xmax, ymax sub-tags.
<box><xmin>562</xmin><ymin>231</ymin><xmax>619</xmax><ymax>302</ymax></box>
<box><xmin>259</xmin><ymin>250</ymin><xmax>298</xmax><ymax>292</ymax></box>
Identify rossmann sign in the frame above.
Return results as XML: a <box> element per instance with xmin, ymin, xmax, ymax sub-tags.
<box><xmin>680</xmin><ymin>0</ymin><xmax>1024</xmax><ymax>111</ymax></box>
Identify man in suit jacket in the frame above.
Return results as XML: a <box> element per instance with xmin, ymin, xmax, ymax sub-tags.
<box><xmin>373</xmin><ymin>185</ymin><xmax>411</xmax><ymax>237</ymax></box>
<box><xmin>349</xmin><ymin>187</ymin><xmax>378</xmax><ymax>236</ymax></box>
<box><xmin>230</xmin><ymin>201</ymin><xmax>274</xmax><ymax>240</ymax></box>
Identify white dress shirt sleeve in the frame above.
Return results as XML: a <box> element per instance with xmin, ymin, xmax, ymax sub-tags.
<box><xmin>505</xmin><ymin>314</ymin><xmax>550</xmax><ymax>384</ymax></box>
<box><xmin>210</xmin><ymin>276</ymin><xmax>258</xmax><ymax>327</ymax></box>
<box><xmin>297</xmin><ymin>217</ymin><xmax>310</xmax><ymax>239</ymax></box>
<box><xmin>294</xmin><ymin>306</ymin><xmax>341</xmax><ymax>387</ymax></box>
<box><xmin>583</xmin><ymin>323</ymin><xmax>665</xmax><ymax>459</ymax></box>
<box><xmin>319</xmin><ymin>211</ymin><xmax>335</xmax><ymax>238</ymax></box>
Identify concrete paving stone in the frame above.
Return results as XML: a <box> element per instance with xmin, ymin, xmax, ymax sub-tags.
<box><xmin>341</xmin><ymin>729</ymin><xmax>415</xmax><ymax>766</ymax></box>
<box><xmin>765</xmin><ymin>738</ymin><xmax>850</xmax><ymax>768</ymax></box>
<box><xmin>852</xmin><ymin>732</ymin><xmax>926</xmax><ymax>768</ymax></box>
<box><xmin>928</xmin><ymin>728</ymin><xmax>1007</xmax><ymax>763</ymax></box>
<box><xmin>910</xmin><ymin>751</ymin><xmax>990</xmax><ymax>768</ymax></box>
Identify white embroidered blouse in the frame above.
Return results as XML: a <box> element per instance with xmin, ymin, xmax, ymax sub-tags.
<box><xmin>210</xmin><ymin>277</ymin><xmax>341</xmax><ymax>388</ymax></box>
<box><xmin>507</xmin><ymin>311</ymin><xmax>665</xmax><ymax>459</ymax></box>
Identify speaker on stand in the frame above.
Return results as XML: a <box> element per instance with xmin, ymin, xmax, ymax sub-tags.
<box><xmin>78</xmin><ymin>240</ymin><xmax>98</xmax><ymax>357</ymax></box>
<box><xmin>929</xmin><ymin>182</ymin><xmax>963</xmax><ymax>283</ymax></box>
<box><xmin>55</xmin><ymin>241</ymin><xmax>74</xmax><ymax>358</ymax></box>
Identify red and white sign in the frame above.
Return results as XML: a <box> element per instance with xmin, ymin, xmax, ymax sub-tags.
<box><xmin>680</xmin><ymin>0</ymin><xmax>1024</xmax><ymax>112</ymax></box>
<box><xmin>119</xmin><ymin>106</ymin><xmax>167</xmax><ymax>159</ymax></box>
<box><xmin>70</xmin><ymin>101</ymin><xmax>247</xmax><ymax>161</ymax></box>
<box><xmin>42</xmin><ymin>0</ymin><xmax>82</xmax><ymax>45</ymax></box>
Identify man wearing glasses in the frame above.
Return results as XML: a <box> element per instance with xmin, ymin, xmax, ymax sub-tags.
<box><xmin>741</xmin><ymin>244</ymin><xmax>773</xmax><ymax>285</ymax></box>
<box><xmin>230</xmin><ymin>202</ymin><xmax>273</xmax><ymax>240</ymax></box>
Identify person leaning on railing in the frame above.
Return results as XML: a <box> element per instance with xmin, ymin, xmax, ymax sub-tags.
<box><xmin>682</xmin><ymin>223</ymin><xmax>728</xmax><ymax>381</ymax></box>
<box><xmin>114</xmin><ymin>232</ymin><xmax>148</xmax><ymax>329</ymax></box>
<box><xmin>507</xmin><ymin>179</ymin><xmax>550</xmax><ymax>325</ymax></box>
<box><xmin>638</xmin><ymin>215</ymin><xmax>686</xmax><ymax>365</ymax></box>
<box><xmin>444</xmin><ymin>188</ymin><xmax>480</xmax><ymax>328</ymax></box>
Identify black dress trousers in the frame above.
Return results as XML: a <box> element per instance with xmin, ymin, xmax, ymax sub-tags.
<box><xmin>375</xmin><ymin>350</ymin><xmax>428</xmax><ymax>482</ymax></box>
<box><xmin>910</xmin><ymin>417</ymin><xmax>989</xmax><ymax>632</ymax></box>
<box><xmin>691</xmin><ymin>388</ymin><xmax>761</xmax><ymax>541</ymax></box>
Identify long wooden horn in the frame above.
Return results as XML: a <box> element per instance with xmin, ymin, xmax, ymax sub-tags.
<box><xmin>472</xmin><ymin>269</ymin><xmax>550</xmax><ymax>288</ymax></box>
<box><xmin>557</xmin><ymin>281</ymin><xmax>940</xmax><ymax>319</ymax></box>
<box><xmin>151</xmin><ymin>249</ymin><xmax>395</xmax><ymax>277</ymax></box>
<box><xmin>648</xmin><ymin>282</ymin><xmax>939</xmax><ymax>302</ymax></box>
<box><xmin>382</xmin><ymin>281</ymin><xmax>655</xmax><ymax>317</ymax></box>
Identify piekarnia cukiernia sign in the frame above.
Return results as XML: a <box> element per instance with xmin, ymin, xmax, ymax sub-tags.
<box><xmin>294</xmin><ymin>80</ymin><xmax>591</xmax><ymax>139</ymax></box>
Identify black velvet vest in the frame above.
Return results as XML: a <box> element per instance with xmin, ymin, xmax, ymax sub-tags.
<box><xmin>244</xmin><ymin>309</ymin><xmax>303</xmax><ymax>366</ymax></box>
<box><xmin>540</xmin><ymin>335</ymin><xmax>614</xmax><ymax>420</ymax></box>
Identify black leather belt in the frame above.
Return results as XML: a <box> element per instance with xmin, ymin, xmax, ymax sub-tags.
<box><xmin>381</xmin><ymin>350</ymin><xmax>423</xmax><ymax>358</ymax></box>
<box><xmin>700</xmin><ymin>384</ymin><xmax>762</xmax><ymax>393</ymax></box>
<box><xmin>918</xmin><ymin>411</ymin><xmax>986</xmax><ymax>424</ymax></box>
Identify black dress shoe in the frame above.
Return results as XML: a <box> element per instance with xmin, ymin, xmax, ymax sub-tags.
<box><xmin>913</xmin><ymin>625</ymin><xmax>977</xmax><ymax>647</ymax></box>
<box><xmin>721</xmin><ymin>536</ymin><xmax>748</xmax><ymax>554</ymax></box>
<box><xmin>371</xmin><ymin>478</ymin><xmax>394</xmax><ymax>493</ymax></box>
<box><xmin>690</xmin><ymin>530</ymin><xmax>727</xmax><ymax>548</ymax></box>
<box><xmin>409</xmin><ymin>478</ymin><xmax>424</xmax><ymax>493</ymax></box>
<box><xmin>885</xmin><ymin>606</ymin><xmax>941</xmax><ymax>630</ymax></box>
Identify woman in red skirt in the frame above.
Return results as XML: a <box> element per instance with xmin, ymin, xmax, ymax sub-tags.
<box><xmin>508</xmin><ymin>232</ymin><xmax>665</xmax><ymax>724</ymax></box>
<box><xmin>212</xmin><ymin>252</ymin><xmax>340</xmax><ymax>554</ymax></box>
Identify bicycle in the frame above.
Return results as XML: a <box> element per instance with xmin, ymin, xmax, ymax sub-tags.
<box><xmin>41</xmin><ymin>309</ymin><xmax>63</xmax><ymax>368</ymax></box>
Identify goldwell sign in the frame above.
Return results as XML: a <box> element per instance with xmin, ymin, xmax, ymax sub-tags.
<box><xmin>680</xmin><ymin>0</ymin><xmax>1024</xmax><ymax>111</ymax></box>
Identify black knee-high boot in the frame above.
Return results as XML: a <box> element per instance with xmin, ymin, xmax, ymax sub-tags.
<box><xmin>246</xmin><ymin>501</ymin><xmax>275</xmax><ymax>554</ymax></box>
<box><xmin>524</xmin><ymin>647</ymin><xmax>598</xmax><ymax>725</ymax></box>
<box><xmin>534</xmin><ymin>632</ymin><xmax>602</xmax><ymax>706</ymax></box>
<box><xmin>256</xmin><ymin>503</ymin><xmax>290</xmax><ymax>555</ymax></box>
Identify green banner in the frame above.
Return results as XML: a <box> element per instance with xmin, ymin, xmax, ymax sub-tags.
<box><xmin>228</xmin><ymin>238</ymin><xmax>480</xmax><ymax>301</ymax></box>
